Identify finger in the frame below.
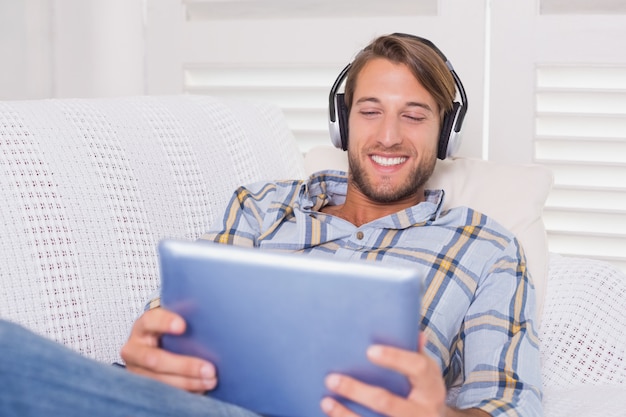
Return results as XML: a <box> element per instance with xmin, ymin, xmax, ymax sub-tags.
<box><xmin>121</xmin><ymin>342</ymin><xmax>215</xmax><ymax>380</ymax></box>
<box><xmin>418</xmin><ymin>332</ymin><xmax>428</xmax><ymax>352</ymax></box>
<box><xmin>366</xmin><ymin>345</ymin><xmax>429</xmax><ymax>378</ymax></box>
<box><xmin>367</xmin><ymin>345</ymin><xmax>447</xmax><ymax>406</ymax></box>
<box><xmin>324</xmin><ymin>373</ymin><xmax>414</xmax><ymax>417</ymax></box>
<box><xmin>130</xmin><ymin>308</ymin><xmax>186</xmax><ymax>341</ymax></box>
<box><xmin>130</xmin><ymin>361</ymin><xmax>217</xmax><ymax>393</ymax></box>
<box><xmin>122</xmin><ymin>344</ymin><xmax>217</xmax><ymax>392</ymax></box>
<box><xmin>320</xmin><ymin>396</ymin><xmax>360</xmax><ymax>417</ymax></box>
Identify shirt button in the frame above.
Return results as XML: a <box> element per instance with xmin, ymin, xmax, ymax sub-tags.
<box><xmin>356</xmin><ymin>231</ymin><xmax>364</xmax><ymax>240</ymax></box>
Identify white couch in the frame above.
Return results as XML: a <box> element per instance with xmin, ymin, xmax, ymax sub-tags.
<box><xmin>1</xmin><ymin>95</ymin><xmax>624</xmax><ymax>416</ymax></box>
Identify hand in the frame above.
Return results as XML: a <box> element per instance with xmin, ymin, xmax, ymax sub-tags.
<box><xmin>120</xmin><ymin>308</ymin><xmax>217</xmax><ymax>393</ymax></box>
<box><xmin>320</xmin><ymin>337</ymin><xmax>487</xmax><ymax>417</ymax></box>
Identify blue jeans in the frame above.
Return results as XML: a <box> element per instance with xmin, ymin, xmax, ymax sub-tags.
<box><xmin>0</xmin><ymin>320</ymin><xmax>260</xmax><ymax>417</ymax></box>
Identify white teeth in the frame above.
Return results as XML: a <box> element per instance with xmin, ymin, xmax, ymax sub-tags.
<box><xmin>371</xmin><ymin>155</ymin><xmax>407</xmax><ymax>166</ymax></box>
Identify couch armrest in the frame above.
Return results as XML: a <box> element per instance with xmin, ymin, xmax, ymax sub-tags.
<box><xmin>543</xmin><ymin>385</ymin><xmax>626</xmax><ymax>417</ymax></box>
<box><xmin>540</xmin><ymin>254</ymin><xmax>626</xmax><ymax>386</ymax></box>
<box><xmin>540</xmin><ymin>254</ymin><xmax>626</xmax><ymax>416</ymax></box>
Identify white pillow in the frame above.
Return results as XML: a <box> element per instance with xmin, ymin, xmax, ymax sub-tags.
<box><xmin>303</xmin><ymin>146</ymin><xmax>553</xmax><ymax>321</ymax></box>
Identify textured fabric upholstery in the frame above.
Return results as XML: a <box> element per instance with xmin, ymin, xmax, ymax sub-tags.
<box><xmin>540</xmin><ymin>254</ymin><xmax>626</xmax><ymax>386</ymax></box>
<box><xmin>540</xmin><ymin>254</ymin><xmax>626</xmax><ymax>416</ymax></box>
<box><xmin>0</xmin><ymin>95</ymin><xmax>305</xmax><ymax>364</ymax></box>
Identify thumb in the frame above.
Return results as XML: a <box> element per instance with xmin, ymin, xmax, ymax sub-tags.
<box><xmin>418</xmin><ymin>331</ymin><xmax>428</xmax><ymax>353</ymax></box>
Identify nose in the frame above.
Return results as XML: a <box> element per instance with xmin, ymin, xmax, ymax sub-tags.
<box><xmin>376</xmin><ymin>115</ymin><xmax>402</xmax><ymax>147</ymax></box>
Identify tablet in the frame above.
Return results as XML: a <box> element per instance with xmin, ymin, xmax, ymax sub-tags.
<box><xmin>159</xmin><ymin>239</ymin><xmax>421</xmax><ymax>417</ymax></box>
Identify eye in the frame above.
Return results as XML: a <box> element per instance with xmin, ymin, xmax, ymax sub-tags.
<box><xmin>404</xmin><ymin>114</ymin><xmax>426</xmax><ymax>122</ymax></box>
<box><xmin>359</xmin><ymin>110</ymin><xmax>380</xmax><ymax>118</ymax></box>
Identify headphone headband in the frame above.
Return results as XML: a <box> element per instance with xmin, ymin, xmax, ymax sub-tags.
<box><xmin>328</xmin><ymin>33</ymin><xmax>468</xmax><ymax>159</ymax></box>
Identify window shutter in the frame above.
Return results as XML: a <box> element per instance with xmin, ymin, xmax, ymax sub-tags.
<box><xmin>184</xmin><ymin>65</ymin><xmax>340</xmax><ymax>152</ymax></box>
<box><xmin>183</xmin><ymin>0</ymin><xmax>437</xmax><ymax>19</ymax></box>
<box><xmin>535</xmin><ymin>65</ymin><xmax>626</xmax><ymax>272</ymax></box>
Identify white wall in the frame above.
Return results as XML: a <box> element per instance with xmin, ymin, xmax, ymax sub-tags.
<box><xmin>0</xmin><ymin>1</ymin><xmax>52</xmax><ymax>99</ymax></box>
<box><xmin>0</xmin><ymin>0</ymin><xmax>145</xmax><ymax>100</ymax></box>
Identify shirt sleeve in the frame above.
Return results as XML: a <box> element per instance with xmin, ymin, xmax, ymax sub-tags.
<box><xmin>199</xmin><ymin>183</ymin><xmax>279</xmax><ymax>246</ymax></box>
<box><xmin>200</xmin><ymin>179</ymin><xmax>302</xmax><ymax>246</ymax></box>
<box><xmin>143</xmin><ymin>294</ymin><xmax>161</xmax><ymax>312</ymax></box>
<box><xmin>455</xmin><ymin>239</ymin><xmax>544</xmax><ymax>416</ymax></box>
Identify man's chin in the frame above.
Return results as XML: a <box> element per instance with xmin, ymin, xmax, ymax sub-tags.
<box><xmin>359</xmin><ymin>182</ymin><xmax>419</xmax><ymax>204</ymax></box>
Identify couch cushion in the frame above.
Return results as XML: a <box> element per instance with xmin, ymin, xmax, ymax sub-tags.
<box><xmin>303</xmin><ymin>146</ymin><xmax>553</xmax><ymax>320</ymax></box>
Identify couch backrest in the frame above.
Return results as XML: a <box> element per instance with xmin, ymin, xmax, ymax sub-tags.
<box><xmin>0</xmin><ymin>95</ymin><xmax>306</xmax><ymax>363</ymax></box>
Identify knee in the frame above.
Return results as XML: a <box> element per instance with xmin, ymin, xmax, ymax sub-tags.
<box><xmin>0</xmin><ymin>319</ymin><xmax>31</xmax><ymax>348</ymax></box>
<box><xmin>0</xmin><ymin>320</ymin><xmax>43</xmax><ymax>368</ymax></box>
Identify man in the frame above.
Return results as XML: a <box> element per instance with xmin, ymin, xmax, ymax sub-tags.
<box><xmin>122</xmin><ymin>33</ymin><xmax>542</xmax><ymax>416</ymax></box>
<box><xmin>0</xmin><ymin>34</ymin><xmax>542</xmax><ymax>416</ymax></box>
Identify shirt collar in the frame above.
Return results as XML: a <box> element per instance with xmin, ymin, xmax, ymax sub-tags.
<box><xmin>300</xmin><ymin>170</ymin><xmax>446</xmax><ymax>228</ymax></box>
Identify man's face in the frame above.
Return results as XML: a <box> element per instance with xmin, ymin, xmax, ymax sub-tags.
<box><xmin>347</xmin><ymin>58</ymin><xmax>440</xmax><ymax>204</ymax></box>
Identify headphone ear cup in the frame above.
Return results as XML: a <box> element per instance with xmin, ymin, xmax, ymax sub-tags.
<box><xmin>330</xmin><ymin>93</ymin><xmax>349</xmax><ymax>150</ymax></box>
<box><xmin>337</xmin><ymin>94</ymin><xmax>350</xmax><ymax>151</ymax></box>
<box><xmin>438</xmin><ymin>102</ymin><xmax>461</xmax><ymax>160</ymax></box>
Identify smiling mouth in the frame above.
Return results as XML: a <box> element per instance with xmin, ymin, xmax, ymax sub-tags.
<box><xmin>371</xmin><ymin>155</ymin><xmax>408</xmax><ymax>167</ymax></box>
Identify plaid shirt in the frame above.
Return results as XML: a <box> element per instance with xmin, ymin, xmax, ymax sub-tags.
<box><xmin>193</xmin><ymin>170</ymin><xmax>542</xmax><ymax>416</ymax></box>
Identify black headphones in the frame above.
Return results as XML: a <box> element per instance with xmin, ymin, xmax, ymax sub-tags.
<box><xmin>328</xmin><ymin>33</ymin><xmax>468</xmax><ymax>160</ymax></box>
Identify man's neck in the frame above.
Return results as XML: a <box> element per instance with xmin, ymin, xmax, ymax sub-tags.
<box><xmin>322</xmin><ymin>184</ymin><xmax>425</xmax><ymax>227</ymax></box>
